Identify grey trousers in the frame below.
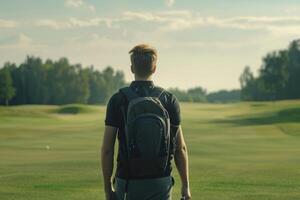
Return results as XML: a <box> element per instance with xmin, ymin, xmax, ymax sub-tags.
<box><xmin>114</xmin><ymin>176</ymin><xmax>174</xmax><ymax>200</ymax></box>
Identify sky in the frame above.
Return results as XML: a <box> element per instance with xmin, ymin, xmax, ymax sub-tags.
<box><xmin>0</xmin><ymin>0</ymin><xmax>300</xmax><ymax>92</ymax></box>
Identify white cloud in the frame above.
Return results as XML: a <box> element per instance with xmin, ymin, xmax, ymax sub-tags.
<box><xmin>0</xmin><ymin>33</ymin><xmax>36</xmax><ymax>49</ymax></box>
<box><xmin>122</xmin><ymin>11</ymin><xmax>168</xmax><ymax>22</ymax></box>
<box><xmin>31</xmin><ymin>11</ymin><xmax>300</xmax><ymax>39</ymax></box>
<box><xmin>226</xmin><ymin>16</ymin><xmax>300</xmax><ymax>24</ymax></box>
<box><xmin>0</xmin><ymin>19</ymin><xmax>17</xmax><ymax>28</ymax></box>
<box><xmin>165</xmin><ymin>0</ymin><xmax>175</xmax><ymax>8</ymax></box>
<box><xmin>69</xmin><ymin>18</ymin><xmax>103</xmax><ymax>27</ymax></box>
<box><xmin>87</xmin><ymin>5</ymin><xmax>95</xmax><ymax>12</ymax></box>
<box><xmin>267</xmin><ymin>25</ymin><xmax>300</xmax><ymax>37</ymax></box>
<box><xmin>65</xmin><ymin>0</ymin><xmax>83</xmax><ymax>8</ymax></box>
<box><xmin>64</xmin><ymin>0</ymin><xmax>96</xmax><ymax>12</ymax></box>
<box><xmin>158</xmin><ymin>10</ymin><xmax>191</xmax><ymax>18</ymax></box>
<box><xmin>18</xmin><ymin>33</ymin><xmax>32</xmax><ymax>46</ymax></box>
<box><xmin>35</xmin><ymin>19</ymin><xmax>71</xmax><ymax>29</ymax></box>
<box><xmin>19</xmin><ymin>34</ymin><xmax>31</xmax><ymax>43</ymax></box>
<box><xmin>35</xmin><ymin>18</ymin><xmax>114</xmax><ymax>29</ymax></box>
<box><xmin>120</xmin><ymin>11</ymin><xmax>300</xmax><ymax>33</ymax></box>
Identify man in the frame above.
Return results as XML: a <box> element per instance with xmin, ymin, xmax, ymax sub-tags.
<box><xmin>101</xmin><ymin>44</ymin><xmax>191</xmax><ymax>200</ymax></box>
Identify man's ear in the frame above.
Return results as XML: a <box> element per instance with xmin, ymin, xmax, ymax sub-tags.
<box><xmin>152</xmin><ymin>65</ymin><xmax>157</xmax><ymax>73</ymax></box>
<box><xmin>131</xmin><ymin>65</ymin><xmax>135</xmax><ymax>74</ymax></box>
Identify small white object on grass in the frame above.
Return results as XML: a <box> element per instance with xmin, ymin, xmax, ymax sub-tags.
<box><xmin>46</xmin><ymin>145</ymin><xmax>50</xmax><ymax>150</ymax></box>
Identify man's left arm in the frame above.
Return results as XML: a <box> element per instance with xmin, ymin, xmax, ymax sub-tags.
<box><xmin>101</xmin><ymin>125</ymin><xmax>118</xmax><ymax>200</ymax></box>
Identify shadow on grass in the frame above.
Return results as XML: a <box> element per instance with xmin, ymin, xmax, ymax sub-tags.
<box><xmin>55</xmin><ymin>104</ymin><xmax>94</xmax><ymax>114</ymax></box>
<box><xmin>250</xmin><ymin>103</ymin><xmax>267</xmax><ymax>107</ymax></box>
<box><xmin>213</xmin><ymin>107</ymin><xmax>300</xmax><ymax>126</ymax></box>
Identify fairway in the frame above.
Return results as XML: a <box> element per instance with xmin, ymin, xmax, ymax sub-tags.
<box><xmin>1</xmin><ymin>101</ymin><xmax>300</xmax><ymax>200</ymax></box>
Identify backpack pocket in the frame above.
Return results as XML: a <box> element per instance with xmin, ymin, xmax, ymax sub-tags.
<box><xmin>126</xmin><ymin>114</ymin><xmax>169</xmax><ymax>177</ymax></box>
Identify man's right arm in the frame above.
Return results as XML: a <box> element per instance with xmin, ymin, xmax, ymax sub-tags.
<box><xmin>101</xmin><ymin>126</ymin><xmax>118</xmax><ymax>200</ymax></box>
<box><xmin>174</xmin><ymin>125</ymin><xmax>192</xmax><ymax>199</ymax></box>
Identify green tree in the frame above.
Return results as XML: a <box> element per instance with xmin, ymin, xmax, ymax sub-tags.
<box><xmin>259</xmin><ymin>51</ymin><xmax>289</xmax><ymax>100</ymax></box>
<box><xmin>286</xmin><ymin>39</ymin><xmax>300</xmax><ymax>99</ymax></box>
<box><xmin>239</xmin><ymin>66</ymin><xmax>255</xmax><ymax>100</ymax></box>
<box><xmin>239</xmin><ymin>39</ymin><xmax>300</xmax><ymax>101</ymax></box>
<box><xmin>75</xmin><ymin>66</ymin><xmax>90</xmax><ymax>104</ymax></box>
<box><xmin>0</xmin><ymin>56</ymin><xmax>125</xmax><ymax>105</ymax></box>
<box><xmin>187</xmin><ymin>86</ymin><xmax>207</xmax><ymax>102</ymax></box>
<box><xmin>87</xmin><ymin>67</ymin><xmax>106</xmax><ymax>104</ymax></box>
<box><xmin>17</xmin><ymin>56</ymin><xmax>47</xmax><ymax>104</ymax></box>
<box><xmin>101</xmin><ymin>66</ymin><xmax>126</xmax><ymax>103</ymax></box>
<box><xmin>167</xmin><ymin>87</ymin><xmax>190</xmax><ymax>102</ymax></box>
<box><xmin>0</xmin><ymin>67</ymin><xmax>16</xmax><ymax>105</ymax></box>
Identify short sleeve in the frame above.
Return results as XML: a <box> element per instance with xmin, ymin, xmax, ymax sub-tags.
<box><xmin>104</xmin><ymin>93</ymin><xmax>121</xmax><ymax>128</ymax></box>
<box><xmin>168</xmin><ymin>94</ymin><xmax>181</xmax><ymax>126</ymax></box>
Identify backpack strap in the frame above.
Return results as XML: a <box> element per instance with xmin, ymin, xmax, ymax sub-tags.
<box><xmin>119</xmin><ymin>87</ymin><xmax>140</xmax><ymax>102</ymax></box>
<box><xmin>118</xmin><ymin>87</ymin><xmax>135</xmax><ymax>192</ymax></box>
<box><xmin>150</xmin><ymin>86</ymin><xmax>165</xmax><ymax>99</ymax></box>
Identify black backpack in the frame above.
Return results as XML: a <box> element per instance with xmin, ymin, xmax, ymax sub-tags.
<box><xmin>119</xmin><ymin>86</ymin><xmax>171</xmax><ymax>178</ymax></box>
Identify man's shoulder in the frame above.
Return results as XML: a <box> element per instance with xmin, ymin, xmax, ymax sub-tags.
<box><xmin>161</xmin><ymin>88</ymin><xmax>173</xmax><ymax>98</ymax></box>
<box><xmin>107</xmin><ymin>90</ymin><xmax>124</xmax><ymax>106</ymax></box>
<box><xmin>155</xmin><ymin>86</ymin><xmax>179</xmax><ymax>105</ymax></box>
<box><xmin>157</xmin><ymin>86</ymin><xmax>176</xmax><ymax>99</ymax></box>
<box><xmin>157</xmin><ymin>87</ymin><xmax>181</xmax><ymax>125</ymax></box>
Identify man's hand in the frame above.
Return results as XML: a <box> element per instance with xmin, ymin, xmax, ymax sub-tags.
<box><xmin>174</xmin><ymin>125</ymin><xmax>191</xmax><ymax>199</ymax></box>
<box><xmin>181</xmin><ymin>185</ymin><xmax>192</xmax><ymax>199</ymax></box>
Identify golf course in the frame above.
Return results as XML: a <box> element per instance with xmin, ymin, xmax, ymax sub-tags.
<box><xmin>0</xmin><ymin>101</ymin><xmax>300</xmax><ymax>200</ymax></box>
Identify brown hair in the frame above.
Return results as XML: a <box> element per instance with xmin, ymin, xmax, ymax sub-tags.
<box><xmin>129</xmin><ymin>44</ymin><xmax>157</xmax><ymax>78</ymax></box>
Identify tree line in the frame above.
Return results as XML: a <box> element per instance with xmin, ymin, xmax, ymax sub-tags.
<box><xmin>168</xmin><ymin>87</ymin><xmax>240</xmax><ymax>103</ymax></box>
<box><xmin>240</xmin><ymin>39</ymin><xmax>300</xmax><ymax>101</ymax></box>
<box><xmin>0</xmin><ymin>56</ymin><xmax>126</xmax><ymax>105</ymax></box>
<box><xmin>0</xmin><ymin>55</ymin><xmax>241</xmax><ymax>105</ymax></box>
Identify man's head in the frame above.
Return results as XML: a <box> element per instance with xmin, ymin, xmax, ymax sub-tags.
<box><xmin>129</xmin><ymin>44</ymin><xmax>157</xmax><ymax>79</ymax></box>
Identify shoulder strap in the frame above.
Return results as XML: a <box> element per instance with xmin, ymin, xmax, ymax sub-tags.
<box><xmin>119</xmin><ymin>87</ymin><xmax>139</xmax><ymax>102</ymax></box>
<box><xmin>150</xmin><ymin>86</ymin><xmax>165</xmax><ymax>99</ymax></box>
<box><xmin>118</xmin><ymin>88</ymin><xmax>132</xmax><ymax>184</ymax></box>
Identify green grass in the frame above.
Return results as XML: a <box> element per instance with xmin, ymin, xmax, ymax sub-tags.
<box><xmin>0</xmin><ymin>101</ymin><xmax>300</xmax><ymax>199</ymax></box>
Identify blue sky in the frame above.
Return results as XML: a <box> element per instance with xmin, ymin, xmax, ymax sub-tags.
<box><xmin>1</xmin><ymin>0</ymin><xmax>300</xmax><ymax>91</ymax></box>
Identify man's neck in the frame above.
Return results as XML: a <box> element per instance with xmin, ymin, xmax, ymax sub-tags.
<box><xmin>134</xmin><ymin>75</ymin><xmax>152</xmax><ymax>81</ymax></box>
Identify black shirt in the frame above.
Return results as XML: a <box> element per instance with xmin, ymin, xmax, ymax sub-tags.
<box><xmin>104</xmin><ymin>80</ymin><xmax>181</xmax><ymax>179</ymax></box>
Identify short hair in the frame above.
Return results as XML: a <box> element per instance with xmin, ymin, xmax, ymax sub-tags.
<box><xmin>129</xmin><ymin>44</ymin><xmax>157</xmax><ymax>78</ymax></box>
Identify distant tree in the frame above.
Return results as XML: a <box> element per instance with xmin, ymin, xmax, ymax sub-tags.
<box><xmin>167</xmin><ymin>87</ymin><xmax>190</xmax><ymax>102</ymax></box>
<box><xmin>207</xmin><ymin>89</ymin><xmax>240</xmax><ymax>103</ymax></box>
<box><xmin>239</xmin><ymin>39</ymin><xmax>300</xmax><ymax>101</ymax></box>
<box><xmin>74</xmin><ymin>66</ymin><xmax>90</xmax><ymax>104</ymax></box>
<box><xmin>114</xmin><ymin>71</ymin><xmax>126</xmax><ymax>91</ymax></box>
<box><xmin>0</xmin><ymin>67</ymin><xmax>15</xmax><ymax>105</ymax></box>
<box><xmin>239</xmin><ymin>66</ymin><xmax>255</xmax><ymax>100</ymax></box>
<box><xmin>47</xmin><ymin>57</ymin><xmax>69</xmax><ymax>104</ymax></box>
<box><xmin>15</xmin><ymin>56</ymin><xmax>47</xmax><ymax>104</ymax></box>
<box><xmin>259</xmin><ymin>51</ymin><xmax>289</xmax><ymax>100</ymax></box>
<box><xmin>187</xmin><ymin>86</ymin><xmax>207</xmax><ymax>102</ymax></box>
<box><xmin>87</xmin><ymin>67</ymin><xmax>106</xmax><ymax>104</ymax></box>
<box><xmin>286</xmin><ymin>39</ymin><xmax>300</xmax><ymax>99</ymax></box>
<box><xmin>101</xmin><ymin>66</ymin><xmax>126</xmax><ymax>103</ymax></box>
<box><xmin>0</xmin><ymin>56</ymin><xmax>128</xmax><ymax>105</ymax></box>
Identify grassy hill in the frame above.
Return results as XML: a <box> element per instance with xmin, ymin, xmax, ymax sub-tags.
<box><xmin>0</xmin><ymin>102</ymin><xmax>300</xmax><ymax>199</ymax></box>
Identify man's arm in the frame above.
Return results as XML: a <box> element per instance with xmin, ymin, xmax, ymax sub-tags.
<box><xmin>174</xmin><ymin>125</ymin><xmax>191</xmax><ymax>199</ymax></box>
<box><xmin>101</xmin><ymin>125</ymin><xmax>118</xmax><ymax>200</ymax></box>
